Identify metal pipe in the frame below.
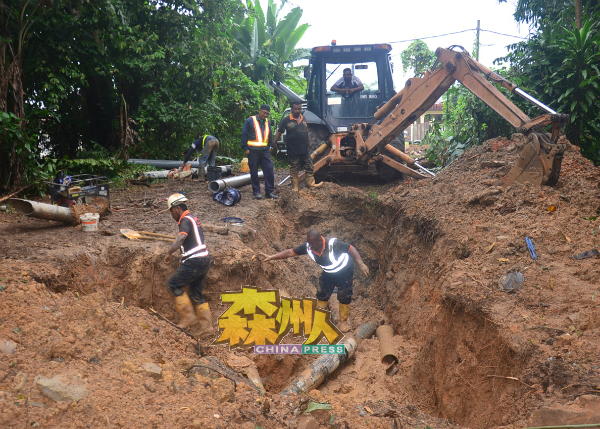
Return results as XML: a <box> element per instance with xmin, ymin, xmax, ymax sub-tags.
<box><xmin>355</xmin><ymin>319</ymin><xmax>384</xmax><ymax>343</ymax></box>
<box><xmin>515</xmin><ymin>88</ymin><xmax>556</xmax><ymax>114</ymax></box>
<box><xmin>142</xmin><ymin>166</ymin><xmax>231</xmax><ymax>180</ymax></box>
<box><xmin>279</xmin><ymin>337</ymin><xmax>357</xmax><ymax>396</ymax></box>
<box><xmin>208</xmin><ymin>171</ymin><xmax>264</xmax><ymax>193</ymax></box>
<box><xmin>9</xmin><ymin>198</ymin><xmax>72</xmax><ymax>224</ymax></box>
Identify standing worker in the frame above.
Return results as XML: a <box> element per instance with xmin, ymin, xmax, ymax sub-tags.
<box><xmin>260</xmin><ymin>229</ymin><xmax>369</xmax><ymax>333</ymax></box>
<box><xmin>163</xmin><ymin>193</ymin><xmax>213</xmax><ymax>336</ymax></box>
<box><xmin>240</xmin><ymin>104</ymin><xmax>278</xmax><ymax>200</ymax></box>
<box><xmin>180</xmin><ymin>134</ymin><xmax>220</xmax><ymax>182</ymax></box>
<box><xmin>274</xmin><ymin>100</ymin><xmax>323</xmax><ymax>192</ymax></box>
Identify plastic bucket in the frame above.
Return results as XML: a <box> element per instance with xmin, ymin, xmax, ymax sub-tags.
<box><xmin>207</xmin><ymin>166</ymin><xmax>222</xmax><ymax>182</ymax></box>
<box><xmin>80</xmin><ymin>213</ymin><xmax>99</xmax><ymax>232</ymax></box>
<box><xmin>241</xmin><ymin>158</ymin><xmax>250</xmax><ymax>173</ymax></box>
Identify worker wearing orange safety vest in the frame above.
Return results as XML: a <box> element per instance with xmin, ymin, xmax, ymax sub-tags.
<box><xmin>164</xmin><ymin>193</ymin><xmax>213</xmax><ymax>336</ymax></box>
<box><xmin>240</xmin><ymin>104</ymin><xmax>278</xmax><ymax>200</ymax></box>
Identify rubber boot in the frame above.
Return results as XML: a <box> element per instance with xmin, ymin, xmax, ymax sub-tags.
<box><xmin>291</xmin><ymin>171</ymin><xmax>300</xmax><ymax>192</ymax></box>
<box><xmin>337</xmin><ymin>303</ymin><xmax>351</xmax><ymax>333</ymax></box>
<box><xmin>306</xmin><ymin>172</ymin><xmax>323</xmax><ymax>189</ymax></box>
<box><xmin>198</xmin><ymin>165</ymin><xmax>205</xmax><ymax>182</ymax></box>
<box><xmin>194</xmin><ymin>302</ymin><xmax>214</xmax><ymax>336</ymax></box>
<box><xmin>317</xmin><ymin>300</ymin><xmax>329</xmax><ymax>310</ymax></box>
<box><xmin>174</xmin><ymin>293</ymin><xmax>198</xmax><ymax>329</ymax></box>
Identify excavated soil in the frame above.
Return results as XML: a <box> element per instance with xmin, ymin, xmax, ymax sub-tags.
<box><xmin>1</xmin><ymin>134</ymin><xmax>600</xmax><ymax>428</ymax></box>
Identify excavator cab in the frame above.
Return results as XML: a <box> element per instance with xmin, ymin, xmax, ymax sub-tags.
<box><xmin>306</xmin><ymin>44</ymin><xmax>397</xmax><ymax>135</ymax></box>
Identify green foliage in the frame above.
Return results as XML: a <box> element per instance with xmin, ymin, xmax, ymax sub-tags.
<box><xmin>230</xmin><ymin>0</ymin><xmax>310</xmax><ymax>85</ymax></box>
<box><xmin>423</xmin><ymin>80</ymin><xmax>515</xmax><ymax>166</ymax></box>
<box><xmin>498</xmin><ymin>15</ymin><xmax>600</xmax><ymax>163</ymax></box>
<box><xmin>400</xmin><ymin>40</ymin><xmax>436</xmax><ymax>77</ymax></box>
<box><xmin>1</xmin><ymin>0</ymin><xmax>284</xmax><ymax>193</ymax></box>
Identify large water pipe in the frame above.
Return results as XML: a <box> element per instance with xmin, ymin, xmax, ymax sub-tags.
<box><xmin>208</xmin><ymin>171</ymin><xmax>264</xmax><ymax>193</ymax></box>
<box><xmin>279</xmin><ymin>337</ymin><xmax>357</xmax><ymax>397</ymax></box>
<box><xmin>9</xmin><ymin>198</ymin><xmax>72</xmax><ymax>224</ymax></box>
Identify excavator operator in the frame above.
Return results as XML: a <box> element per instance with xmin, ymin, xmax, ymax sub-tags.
<box><xmin>260</xmin><ymin>229</ymin><xmax>369</xmax><ymax>333</ymax></box>
<box><xmin>330</xmin><ymin>68</ymin><xmax>365</xmax><ymax>96</ymax></box>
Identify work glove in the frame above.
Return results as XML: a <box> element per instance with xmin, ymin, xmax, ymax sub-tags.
<box><xmin>357</xmin><ymin>260</ymin><xmax>369</xmax><ymax>277</ymax></box>
<box><xmin>259</xmin><ymin>252</ymin><xmax>275</xmax><ymax>262</ymax></box>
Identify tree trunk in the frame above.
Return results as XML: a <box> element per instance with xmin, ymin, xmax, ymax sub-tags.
<box><xmin>575</xmin><ymin>0</ymin><xmax>583</xmax><ymax>29</ymax></box>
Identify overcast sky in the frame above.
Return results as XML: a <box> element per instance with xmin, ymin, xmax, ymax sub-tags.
<box><xmin>271</xmin><ymin>0</ymin><xmax>528</xmax><ymax>87</ymax></box>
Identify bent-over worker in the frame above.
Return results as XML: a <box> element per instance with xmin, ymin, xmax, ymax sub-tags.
<box><xmin>260</xmin><ymin>229</ymin><xmax>369</xmax><ymax>333</ymax></box>
<box><xmin>181</xmin><ymin>134</ymin><xmax>220</xmax><ymax>182</ymax></box>
<box><xmin>164</xmin><ymin>193</ymin><xmax>213</xmax><ymax>336</ymax></box>
<box><xmin>274</xmin><ymin>100</ymin><xmax>322</xmax><ymax>192</ymax></box>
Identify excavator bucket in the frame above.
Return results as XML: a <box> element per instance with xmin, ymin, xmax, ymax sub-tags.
<box><xmin>506</xmin><ymin>133</ymin><xmax>565</xmax><ymax>186</ymax></box>
<box><xmin>506</xmin><ymin>141</ymin><xmax>546</xmax><ymax>186</ymax></box>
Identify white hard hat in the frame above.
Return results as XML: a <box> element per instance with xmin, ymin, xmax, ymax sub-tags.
<box><xmin>167</xmin><ymin>193</ymin><xmax>188</xmax><ymax>210</ymax></box>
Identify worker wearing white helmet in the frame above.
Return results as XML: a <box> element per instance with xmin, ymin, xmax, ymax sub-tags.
<box><xmin>164</xmin><ymin>193</ymin><xmax>213</xmax><ymax>336</ymax></box>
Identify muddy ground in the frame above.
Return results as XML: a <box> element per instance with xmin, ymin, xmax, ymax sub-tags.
<box><xmin>1</xmin><ymin>135</ymin><xmax>600</xmax><ymax>429</ymax></box>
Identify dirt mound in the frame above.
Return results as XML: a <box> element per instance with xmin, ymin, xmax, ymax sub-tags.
<box><xmin>1</xmin><ymin>138</ymin><xmax>600</xmax><ymax>428</ymax></box>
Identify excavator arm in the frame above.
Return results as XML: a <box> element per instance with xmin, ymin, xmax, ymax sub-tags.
<box><xmin>350</xmin><ymin>46</ymin><xmax>568</xmax><ymax>186</ymax></box>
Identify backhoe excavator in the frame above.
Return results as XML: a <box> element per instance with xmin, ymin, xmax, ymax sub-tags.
<box><xmin>280</xmin><ymin>45</ymin><xmax>568</xmax><ymax>186</ymax></box>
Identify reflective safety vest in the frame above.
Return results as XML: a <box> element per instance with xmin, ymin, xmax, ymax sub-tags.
<box><xmin>247</xmin><ymin>116</ymin><xmax>270</xmax><ymax>147</ymax></box>
<box><xmin>180</xmin><ymin>214</ymin><xmax>209</xmax><ymax>260</ymax></box>
<box><xmin>306</xmin><ymin>238</ymin><xmax>349</xmax><ymax>274</ymax></box>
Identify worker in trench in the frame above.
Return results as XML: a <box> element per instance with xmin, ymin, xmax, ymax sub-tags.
<box><xmin>180</xmin><ymin>133</ymin><xmax>219</xmax><ymax>182</ymax></box>
<box><xmin>163</xmin><ymin>193</ymin><xmax>213</xmax><ymax>336</ymax></box>
<box><xmin>273</xmin><ymin>100</ymin><xmax>323</xmax><ymax>192</ymax></box>
<box><xmin>259</xmin><ymin>229</ymin><xmax>369</xmax><ymax>333</ymax></box>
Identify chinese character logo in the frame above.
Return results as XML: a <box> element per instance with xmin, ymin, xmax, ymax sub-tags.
<box><xmin>211</xmin><ymin>286</ymin><xmax>343</xmax><ymax>349</ymax></box>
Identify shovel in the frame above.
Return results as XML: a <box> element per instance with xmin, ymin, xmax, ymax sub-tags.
<box><xmin>120</xmin><ymin>228</ymin><xmax>175</xmax><ymax>242</ymax></box>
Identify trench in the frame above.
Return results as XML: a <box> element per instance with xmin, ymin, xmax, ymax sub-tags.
<box><xmin>34</xmin><ymin>191</ymin><xmax>531</xmax><ymax>428</ymax></box>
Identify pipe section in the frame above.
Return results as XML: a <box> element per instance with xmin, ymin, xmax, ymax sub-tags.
<box><xmin>355</xmin><ymin>319</ymin><xmax>384</xmax><ymax>343</ymax></box>
<box><xmin>376</xmin><ymin>325</ymin><xmax>399</xmax><ymax>370</ymax></box>
<box><xmin>208</xmin><ymin>171</ymin><xmax>264</xmax><ymax>193</ymax></box>
<box><xmin>279</xmin><ymin>337</ymin><xmax>357</xmax><ymax>397</ymax></box>
<box><xmin>9</xmin><ymin>198</ymin><xmax>73</xmax><ymax>224</ymax></box>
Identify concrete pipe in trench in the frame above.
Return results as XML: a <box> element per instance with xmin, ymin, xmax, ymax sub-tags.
<box><xmin>279</xmin><ymin>337</ymin><xmax>357</xmax><ymax>397</ymax></box>
<box><xmin>8</xmin><ymin>198</ymin><xmax>73</xmax><ymax>224</ymax></box>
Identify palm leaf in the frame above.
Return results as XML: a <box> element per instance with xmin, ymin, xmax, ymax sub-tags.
<box><xmin>272</xmin><ymin>7</ymin><xmax>302</xmax><ymax>41</ymax></box>
<box><xmin>284</xmin><ymin>23</ymin><xmax>309</xmax><ymax>59</ymax></box>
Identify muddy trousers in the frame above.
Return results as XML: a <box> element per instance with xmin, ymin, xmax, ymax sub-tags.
<box><xmin>288</xmin><ymin>153</ymin><xmax>314</xmax><ymax>175</ymax></box>
<box><xmin>317</xmin><ymin>274</ymin><xmax>353</xmax><ymax>305</ymax></box>
<box><xmin>166</xmin><ymin>256</ymin><xmax>211</xmax><ymax>305</ymax></box>
<box><xmin>248</xmin><ymin>150</ymin><xmax>275</xmax><ymax>195</ymax></box>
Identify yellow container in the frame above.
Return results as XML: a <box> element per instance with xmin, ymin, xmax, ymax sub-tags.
<box><xmin>241</xmin><ymin>157</ymin><xmax>250</xmax><ymax>173</ymax></box>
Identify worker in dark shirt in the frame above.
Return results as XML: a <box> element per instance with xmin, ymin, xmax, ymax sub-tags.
<box><xmin>259</xmin><ymin>229</ymin><xmax>369</xmax><ymax>333</ymax></box>
<box><xmin>240</xmin><ymin>104</ymin><xmax>278</xmax><ymax>200</ymax></box>
<box><xmin>180</xmin><ymin>135</ymin><xmax>219</xmax><ymax>182</ymax></box>
<box><xmin>274</xmin><ymin>100</ymin><xmax>322</xmax><ymax>192</ymax></box>
<box><xmin>164</xmin><ymin>193</ymin><xmax>213</xmax><ymax>336</ymax></box>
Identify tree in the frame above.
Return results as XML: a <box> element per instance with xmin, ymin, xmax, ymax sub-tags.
<box><xmin>400</xmin><ymin>40</ymin><xmax>436</xmax><ymax>77</ymax></box>
<box><xmin>496</xmin><ymin>0</ymin><xmax>600</xmax><ymax>163</ymax></box>
<box><xmin>1</xmin><ymin>0</ymin><xmax>277</xmax><ymax>193</ymax></box>
<box><xmin>230</xmin><ymin>0</ymin><xmax>310</xmax><ymax>84</ymax></box>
